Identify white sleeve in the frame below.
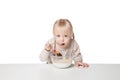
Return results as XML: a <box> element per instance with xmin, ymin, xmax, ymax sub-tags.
<box><xmin>39</xmin><ymin>38</ymin><xmax>54</xmax><ymax>62</ymax></box>
<box><xmin>72</xmin><ymin>40</ymin><xmax>83</xmax><ymax>62</ymax></box>
<box><xmin>39</xmin><ymin>49</ymin><xmax>50</xmax><ymax>62</ymax></box>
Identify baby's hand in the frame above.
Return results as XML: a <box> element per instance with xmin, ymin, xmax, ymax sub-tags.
<box><xmin>44</xmin><ymin>43</ymin><xmax>52</xmax><ymax>52</ymax></box>
<box><xmin>75</xmin><ymin>61</ymin><xmax>89</xmax><ymax>68</ymax></box>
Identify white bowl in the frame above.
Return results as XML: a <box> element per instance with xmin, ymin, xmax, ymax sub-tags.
<box><xmin>51</xmin><ymin>55</ymin><xmax>72</xmax><ymax>68</ymax></box>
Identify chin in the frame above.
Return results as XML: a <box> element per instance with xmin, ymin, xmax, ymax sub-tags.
<box><xmin>61</xmin><ymin>45</ymin><xmax>69</xmax><ymax>49</ymax></box>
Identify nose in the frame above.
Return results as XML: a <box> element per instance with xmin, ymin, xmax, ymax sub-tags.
<box><xmin>60</xmin><ymin>37</ymin><xmax>64</xmax><ymax>42</ymax></box>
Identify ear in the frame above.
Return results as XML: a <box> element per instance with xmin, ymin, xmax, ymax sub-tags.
<box><xmin>71</xmin><ymin>33</ymin><xmax>74</xmax><ymax>39</ymax></box>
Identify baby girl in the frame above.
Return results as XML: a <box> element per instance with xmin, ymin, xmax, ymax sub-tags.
<box><xmin>40</xmin><ymin>19</ymin><xmax>89</xmax><ymax>68</ymax></box>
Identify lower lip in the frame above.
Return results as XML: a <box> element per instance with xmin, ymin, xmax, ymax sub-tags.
<box><xmin>61</xmin><ymin>44</ymin><xmax>65</xmax><ymax>46</ymax></box>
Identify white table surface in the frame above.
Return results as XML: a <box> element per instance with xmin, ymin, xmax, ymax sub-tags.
<box><xmin>0</xmin><ymin>64</ymin><xmax>120</xmax><ymax>80</ymax></box>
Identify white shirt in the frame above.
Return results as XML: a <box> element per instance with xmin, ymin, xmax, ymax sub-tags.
<box><xmin>39</xmin><ymin>38</ymin><xmax>83</xmax><ymax>63</ymax></box>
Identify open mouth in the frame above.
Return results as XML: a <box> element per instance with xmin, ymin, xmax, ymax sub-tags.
<box><xmin>61</xmin><ymin>43</ymin><xmax>65</xmax><ymax>46</ymax></box>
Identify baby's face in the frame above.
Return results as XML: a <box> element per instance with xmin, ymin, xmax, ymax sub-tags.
<box><xmin>54</xmin><ymin>27</ymin><xmax>72</xmax><ymax>49</ymax></box>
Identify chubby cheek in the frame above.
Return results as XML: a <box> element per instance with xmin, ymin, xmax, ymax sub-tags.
<box><xmin>55</xmin><ymin>38</ymin><xmax>61</xmax><ymax>43</ymax></box>
<box><xmin>55</xmin><ymin>39</ymin><xmax>62</xmax><ymax>45</ymax></box>
<box><xmin>64</xmin><ymin>39</ymin><xmax>71</xmax><ymax>45</ymax></box>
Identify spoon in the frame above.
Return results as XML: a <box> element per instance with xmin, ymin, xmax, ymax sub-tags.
<box><xmin>53</xmin><ymin>40</ymin><xmax>62</xmax><ymax>56</ymax></box>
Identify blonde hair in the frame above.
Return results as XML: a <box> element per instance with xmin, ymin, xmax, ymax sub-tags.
<box><xmin>53</xmin><ymin>19</ymin><xmax>74</xmax><ymax>39</ymax></box>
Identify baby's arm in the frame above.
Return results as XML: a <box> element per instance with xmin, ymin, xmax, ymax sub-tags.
<box><xmin>72</xmin><ymin>40</ymin><xmax>83</xmax><ymax>62</ymax></box>
<box><xmin>72</xmin><ymin>40</ymin><xmax>89</xmax><ymax>67</ymax></box>
<box><xmin>73</xmin><ymin>51</ymin><xmax>89</xmax><ymax>68</ymax></box>
<box><xmin>39</xmin><ymin>42</ymin><xmax>52</xmax><ymax>62</ymax></box>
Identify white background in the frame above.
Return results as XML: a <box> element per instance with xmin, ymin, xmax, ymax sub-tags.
<box><xmin>0</xmin><ymin>0</ymin><xmax>120</xmax><ymax>64</ymax></box>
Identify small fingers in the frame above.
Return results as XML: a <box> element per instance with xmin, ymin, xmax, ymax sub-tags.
<box><xmin>76</xmin><ymin>62</ymin><xmax>89</xmax><ymax>68</ymax></box>
<box><xmin>83</xmin><ymin>63</ymin><xmax>89</xmax><ymax>68</ymax></box>
<box><xmin>45</xmin><ymin>43</ymin><xmax>51</xmax><ymax>51</ymax></box>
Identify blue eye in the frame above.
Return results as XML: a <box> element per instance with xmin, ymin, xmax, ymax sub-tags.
<box><xmin>56</xmin><ymin>35</ymin><xmax>60</xmax><ymax>37</ymax></box>
<box><xmin>64</xmin><ymin>35</ymin><xmax>68</xmax><ymax>37</ymax></box>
